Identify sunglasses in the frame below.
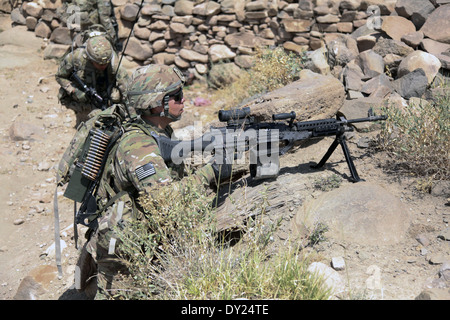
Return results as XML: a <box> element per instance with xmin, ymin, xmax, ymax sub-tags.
<box><xmin>168</xmin><ymin>89</ymin><xmax>183</xmax><ymax>102</ymax></box>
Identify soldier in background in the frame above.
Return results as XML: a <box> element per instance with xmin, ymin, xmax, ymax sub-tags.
<box><xmin>75</xmin><ymin>0</ymin><xmax>120</xmax><ymax>50</ymax></box>
<box><xmin>55</xmin><ymin>35</ymin><xmax>129</xmax><ymax>125</ymax></box>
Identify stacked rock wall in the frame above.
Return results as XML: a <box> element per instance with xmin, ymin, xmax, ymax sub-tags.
<box><xmin>7</xmin><ymin>0</ymin><xmax>450</xmax><ymax>84</ymax></box>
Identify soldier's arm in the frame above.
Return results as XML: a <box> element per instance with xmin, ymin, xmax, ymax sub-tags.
<box><xmin>114</xmin><ymin>131</ymin><xmax>214</xmax><ymax>194</ymax></box>
<box><xmin>97</xmin><ymin>0</ymin><xmax>117</xmax><ymax>41</ymax></box>
<box><xmin>55</xmin><ymin>53</ymin><xmax>77</xmax><ymax>95</ymax></box>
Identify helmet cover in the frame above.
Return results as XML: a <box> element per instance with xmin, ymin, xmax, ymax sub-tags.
<box><xmin>85</xmin><ymin>36</ymin><xmax>113</xmax><ymax>65</ymax></box>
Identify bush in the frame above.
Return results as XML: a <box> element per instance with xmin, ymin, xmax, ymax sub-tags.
<box><xmin>379</xmin><ymin>90</ymin><xmax>449</xmax><ymax>182</ymax></box>
<box><xmin>112</xmin><ymin>174</ymin><xmax>331</xmax><ymax>300</ymax></box>
<box><xmin>213</xmin><ymin>46</ymin><xmax>306</xmax><ymax>109</ymax></box>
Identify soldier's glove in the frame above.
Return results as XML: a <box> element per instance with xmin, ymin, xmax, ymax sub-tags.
<box><xmin>73</xmin><ymin>89</ymin><xmax>87</xmax><ymax>102</ymax></box>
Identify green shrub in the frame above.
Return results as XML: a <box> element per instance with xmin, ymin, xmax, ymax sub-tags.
<box><xmin>213</xmin><ymin>46</ymin><xmax>306</xmax><ymax>108</ymax></box>
<box><xmin>379</xmin><ymin>91</ymin><xmax>449</xmax><ymax>182</ymax></box>
<box><xmin>112</xmin><ymin>174</ymin><xmax>331</xmax><ymax>300</ymax></box>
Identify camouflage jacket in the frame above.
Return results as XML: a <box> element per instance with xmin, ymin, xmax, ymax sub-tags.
<box><xmin>95</xmin><ymin>120</ymin><xmax>215</xmax><ymax>218</ymax></box>
<box><xmin>74</xmin><ymin>0</ymin><xmax>117</xmax><ymax>41</ymax></box>
<box><xmin>55</xmin><ymin>47</ymin><xmax>129</xmax><ymax>104</ymax></box>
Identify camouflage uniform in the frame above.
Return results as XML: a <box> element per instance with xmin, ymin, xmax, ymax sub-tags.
<box><xmin>77</xmin><ymin>65</ymin><xmax>216</xmax><ymax>297</ymax></box>
<box><xmin>74</xmin><ymin>0</ymin><xmax>117</xmax><ymax>43</ymax></box>
<box><xmin>55</xmin><ymin>36</ymin><xmax>129</xmax><ymax>125</ymax></box>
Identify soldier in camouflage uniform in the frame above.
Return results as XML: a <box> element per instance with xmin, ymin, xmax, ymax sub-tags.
<box><xmin>75</xmin><ymin>64</ymin><xmax>232</xmax><ymax>298</ymax></box>
<box><xmin>74</xmin><ymin>0</ymin><xmax>118</xmax><ymax>46</ymax></box>
<box><xmin>55</xmin><ymin>35</ymin><xmax>129</xmax><ymax>126</ymax></box>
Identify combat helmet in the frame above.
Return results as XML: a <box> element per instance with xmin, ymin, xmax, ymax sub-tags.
<box><xmin>126</xmin><ymin>64</ymin><xmax>186</xmax><ymax>121</ymax></box>
<box><xmin>85</xmin><ymin>36</ymin><xmax>113</xmax><ymax>65</ymax></box>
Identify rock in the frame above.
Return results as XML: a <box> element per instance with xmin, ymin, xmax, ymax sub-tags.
<box><xmin>324</xmin><ymin>34</ymin><xmax>359</xmax><ymax>68</ymax></box>
<box><xmin>9</xmin><ymin>121</ymin><xmax>45</xmax><ymax>141</ymax></box>
<box><xmin>395</xmin><ymin>0</ymin><xmax>435</xmax><ymax>29</ymax></box>
<box><xmin>141</xmin><ymin>3</ymin><xmax>162</xmax><ymax>16</ymax></box>
<box><xmin>420</xmin><ymin>38</ymin><xmax>450</xmax><ymax>56</ymax></box>
<box><xmin>13</xmin><ymin>265</ymin><xmax>58</xmax><ymax>300</ymax></box>
<box><xmin>342</xmin><ymin>62</ymin><xmax>365</xmax><ymax>92</ymax></box>
<box><xmin>169</xmin><ymin>22</ymin><xmax>194</xmax><ymax>34</ymax></box>
<box><xmin>307</xmin><ymin>262</ymin><xmax>345</xmax><ymax>296</ymax></box>
<box><xmin>124</xmin><ymin>37</ymin><xmax>153</xmax><ymax>61</ymax></box>
<box><xmin>360</xmin><ymin>0</ymin><xmax>397</xmax><ymax>15</ymax></box>
<box><xmin>193</xmin><ymin>1</ymin><xmax>221</xmax><ymax>16</ymax></box>
<box><xmin>438</xmin><ymin>227</ymin><xmax>450</xmax><ymax>241</ymax></box>
<box><xmin>208</xmin><ymin>62</ymin><xmax>245</xmax><ymax>89</ymax></box>
<box><xmin>25</xmin><ymin>16</ymin><xmax>38</xmax><ymax>31</ymax></box>
<box><xmin>13</xmin><ymin>218</ymin><xmax>25</xmax><ymax>225</ymax></box>
<box><xmin>305</xmin><ymin>47</ymin><xmax>330</xmax><ymax>75</ymax></box>
<box><xmin>401</xmin><ymin>32</ymin><xmax>424</xmax><ymax>48</ymax></box>
<box><xmin>49</xmin><ymin>27</ymin><xmax>72</xmax><ymax>45</ymax></box>
<box><xmin>416</xmin><ymin>234</ymin><xmax>431</xmax><ymax>246</ymax></box>
<box><xmin>339</xmin><ymin>97</ymin><xmax>386</xmax><ymax>131</ymax></box>
<box><xmin>355</xmin><ymin>50</ymin><xmax>384</xmax><ymax>78</ymax></box>
<box><xmin>11</xmin><ymin>8</ymin><xmax>26</xmax><ymax>25</ymax></box>
<box><xmin>293</xmin><ymin>182</ymin><xmax>411</xmax><ymax>245</ymax></box>
<box><xmin>120</xmin><ymin>3</ymin><xmax>140</xmax><ymax>22</ymax></box>
<box><xmin>431</xmin><ymin>180</ymin><xmax>450</xmax><ymax>197</ymax></box>
<box><xmin>416</xmin><ymin>288</ymin><xmax>450</xmax><ymax>300</ymax></box>
<box><xmin>34</xmin><ymin>21</ymin><xmax>52</xmax><ymax>39</ymax></box>
<box><xmin>174</xmin><ymin>0</ymin><xmax>194</xmax><ymax>16</ymax></box>
<box><xmin>283</xmin><ymin>41</ymin><xmax>308</xmax><ymax>55</ymax></box>
<box><xmin>43</xmin><ymin>43</ymin><xmax>69</xmax><ymax>60</ymax></box>
<box><xmin>24</xmin><ymin>2</ymin><xmax>43</xmax><ymax>18</ymax></box>
<box><xmin>420</xmin><ymin>4</ymin><xmax>450</xmax><ymax>44</ymax></box>
<box><xmin>381</xmin><ymin>16</ymin><xmax>416</xmax><ymax>42</ymax></box>
<box><xmin>179</xmin><ymin>48</ymin><xmax>208</xmax><ymax>63</ymax></box>
<box><xmin>331</xmin><ymin>257</ymin><xmax>346</xmax><ymax>271</ymax></box>
<box><xmin>357</xmin><ymin>35</ymin><xmax>377</xmax><ymax>52</ymax></box>
<box><xmin>373</xmin><ymin>38</ymin><xmax>415</xmax><ymax>57</ymax></box>
<box><xmin>393</xmin><ymin>68</ymin><xmax>428</xmax><ymax>99</ymax></box>
<box><xmin>234</xmin><ymin>55</ymin><xmax>254</xmax><ymax>69</ymax></box>
<box><xmin>208</xmin><ymin>44</ymin><xmax>236</xmax><ymax>63</ymax></box>
<box><xmin>361</xmin><ymin>73</ymin><xmax>392</xmax><ymax>95</ymax></box>
<box><xmin>243</xmin><ymin>70</ymin><xmax>345</xmax><ymax>122</ymax></box>
<box><xmin>397</xmin><ymin>50</ymin><xmax>441</xmax><ymax>85</ymax></box>
<box><xmin>282</xmin><ymin>18</ymin><xmax>313</xmax><ymax>32</ymax></box>
<box><xmin>225</xmin><ymin>31</ymin><xmax>262</xmax><ymax>49</ymax></box>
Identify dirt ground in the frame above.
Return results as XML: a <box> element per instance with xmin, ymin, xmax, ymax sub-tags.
<box><xmin>0</xmin><ymin>14</ymin><xmax>448</xmax><ymax>300</ymax></box>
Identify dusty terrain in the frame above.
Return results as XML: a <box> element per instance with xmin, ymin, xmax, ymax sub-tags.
<box><xmin>0</xmin><ymin>14</ymin><xmax>448</xmax><ymax>300</ymax></box>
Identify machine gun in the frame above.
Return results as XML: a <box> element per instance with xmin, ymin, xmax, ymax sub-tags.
<box><xmin>71</xmin><ymin>73</ymin><xmax>107</xmax><ymax>110</ymax></box>
<box><xmin>152</xmin><ymin>107</ymin><xmax>386</xmax><ymax>182</ymax></box>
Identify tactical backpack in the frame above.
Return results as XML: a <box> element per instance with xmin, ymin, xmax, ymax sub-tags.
<box><xmin>53</xmin><ymin>105</ymin><xmax>126</xmax><ymax>277</ymax></box>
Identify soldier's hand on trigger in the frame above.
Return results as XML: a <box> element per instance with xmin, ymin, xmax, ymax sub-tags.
<box><xmin>73</xmin><ymin>89</ymin><xmax>87</xmax><ymax>102</ymax></box>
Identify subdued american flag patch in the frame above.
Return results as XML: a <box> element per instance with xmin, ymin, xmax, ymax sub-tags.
<box><xmin>135</xmin><ymin>163</ymin><xmax>156</xmax><ymax>181</ymax></box>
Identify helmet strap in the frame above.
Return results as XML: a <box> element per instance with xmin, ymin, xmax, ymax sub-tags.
<box><xmin>162</xmin><ymin>95</ymin><xmax>181</xmax><ymax>121</ymax></box>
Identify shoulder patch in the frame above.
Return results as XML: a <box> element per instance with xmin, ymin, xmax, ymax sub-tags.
<box><xmin>135</xmin><ymin>163</ymin><xmax>156</xmax><ymax>181</ymax></box>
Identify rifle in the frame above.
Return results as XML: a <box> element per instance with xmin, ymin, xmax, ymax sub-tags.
<box><xmin>71</xmin><ymin>72</ymin><xmax>107</xmax><ymax>110</ymax></box>
<box><xmin>151</xmin><ymin>107</ymin><xmax>387</xmax><ymax>182</ymax></box>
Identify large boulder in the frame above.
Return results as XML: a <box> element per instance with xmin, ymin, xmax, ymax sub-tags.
<box><xmin>292</xmin><ymin>182</ymin><xmax>411</xmax><ymax>245</ymax></box>
<box><xmin>395</xmin><ymin>0</ymin><xmax>435</xmax><ymax>29</ymax></box>
<box><xmin>243</xmin><ymin>70</ymin><xmax>345</xmax><ymax>122</ymax></box>
<box><xmin>381</xmin><ymin>16</ymin><xmax>416</xmax><ymax>42</ymax></box>
<box><xmin>420</xmin><ymin>4</ymin><xmax>450</xmax><ymax>44</ymax></box>
<box><xmin>397</xmin><ymin>50</ymin><xmax>442</xmax><ymax>84</ymax></box>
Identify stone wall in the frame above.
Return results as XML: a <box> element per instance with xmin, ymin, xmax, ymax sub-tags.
<box><xmin>7</xmin><ymin>0</ymin><xmax>450</xmax><ymax>81</ymax></box>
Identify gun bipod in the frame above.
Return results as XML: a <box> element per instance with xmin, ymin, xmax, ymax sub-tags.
<box><xmin>310</xmin><ymin>133</ymin><xmax>362</xmax><ymax>183</ymax></box>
